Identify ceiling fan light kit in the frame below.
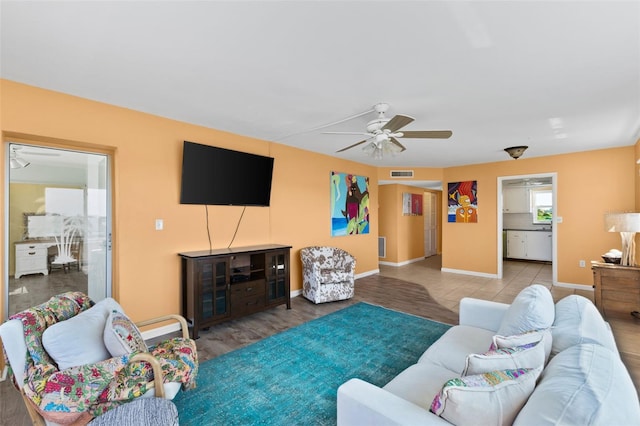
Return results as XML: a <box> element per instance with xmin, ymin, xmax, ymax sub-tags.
<box><xmin>326</xmin><ymin>102</ymin><xmax>453</xmax><ymax>158</ymax></box>
<box><xmin>9</xmin><ymin>147</ymin><xmax>30</xmax><ymax>169</ymax></box>
<box><xmin>504</xmin><ymin>145</ymin><xmax>528</xmax><ymax>160</ymax></box>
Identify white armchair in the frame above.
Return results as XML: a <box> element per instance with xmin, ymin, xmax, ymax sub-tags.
<box><xmin>300</xmin><ymin>246</ymin><xmax>356</xmax><ymax>304</ymax></box>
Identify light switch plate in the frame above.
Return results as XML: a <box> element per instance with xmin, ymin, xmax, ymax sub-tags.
<box><xmin>155</xmin><ymin>219</ymin><xmax>163</xmax><ymax>230</ymax></box>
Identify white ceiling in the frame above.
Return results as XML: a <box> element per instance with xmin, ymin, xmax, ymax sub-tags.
<box><xmin>1</xmin><ymin>1</ymin><xmax>639</xmax><ymax>168</ymax></box>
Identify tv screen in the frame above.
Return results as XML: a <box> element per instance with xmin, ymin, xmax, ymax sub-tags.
<box><xmin>180</xmin><ymin>141</ymin><xmax>274</xmax><ymax>206</ymax></box>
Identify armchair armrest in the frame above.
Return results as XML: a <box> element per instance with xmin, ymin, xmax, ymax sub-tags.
<box><xmin>127</xmin><ymin>314</ymin><xmax>191</xmax><ymax>398</ymax></box>
<box><xmin>136</xmin><ymin>314</ymin><xmax>190</xmax><ymax>339</ymax></box>
<box><xmin>129</xmin><ymin>353</ymin><xmax>165</xmax><ymax>399</ymax></box>
<box><xmin>337</xmin><ymin>379</ymin><xmax>450</xmax><ymax>426</ymax></box>
<box><xmin>459</xmin><ymin>298</ymin><xmax>509</xmax><ymax>332</ymax></box>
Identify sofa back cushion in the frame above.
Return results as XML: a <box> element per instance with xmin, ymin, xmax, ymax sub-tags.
<box><xmin>551</xmin><ymin>295</ymin><xmax>618</xmax><ymax>358</ymax></box>
<box><xmin>514</xmin><ymin>343</ymin><xmax>640</xmax><ymax>425</ymax></box>
<box><xmin>497</xmin><ymin>285</ymin><xmax>555</xmax><ymax>337</ymax></box>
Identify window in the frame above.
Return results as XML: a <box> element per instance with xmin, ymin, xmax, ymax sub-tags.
<box><xmin>531</xmin><ymin>188</ymin><xmax>552</xmax><ymax>224</ymax></box>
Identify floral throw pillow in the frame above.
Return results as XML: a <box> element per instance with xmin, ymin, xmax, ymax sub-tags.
<box><xmin>430</xmin><ymin>368</ymin><xmax>540</xmax><ymax>426</ymax></box>
<box><xmin>103</xmin><ymin>310</ymin><xmax>148</xmax><ymax>357</ymax></box>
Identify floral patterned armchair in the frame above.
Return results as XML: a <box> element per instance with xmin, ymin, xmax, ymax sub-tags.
<box><xmin>300</xmin><ymin>246</ymin><xmax>356</xmax><ymax>304</ymax></box>
<box><xmin>0</xmin><ymin>292</ymin><xmax>198</xmax><ymax>425</ymax></box>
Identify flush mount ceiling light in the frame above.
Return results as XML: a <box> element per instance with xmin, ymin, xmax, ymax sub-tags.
<box><xmin>504</xmin><ymin>146</ymin><xmax>528</xmax><ymax>160</ymax></box>
<box><xmin>9</xmin><ymin>147</ymin><xmax>30</xmax><ymax>169</ymax></box>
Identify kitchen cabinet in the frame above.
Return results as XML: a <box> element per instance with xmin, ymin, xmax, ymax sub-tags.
<box><xmin>503</xmin><ymin>187</ymin><xmax>530</xmax><ymax>213</ymax></box>
<box><xmin>506</xmin><ymin>230</ymin><xmax>551</xmax><ymax>261</ymax></box>
<box><xmin>526</xmin><ymin>231</ymin><xmax>552</xmax><ymax>261</ymax></box>
<box><xmin>507</xmin><ymin>231</ymin><xmax>527</xmax><ymax>259</ymax></box>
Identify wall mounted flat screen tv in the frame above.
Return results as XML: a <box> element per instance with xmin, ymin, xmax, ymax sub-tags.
<box><xmin>180</xmin><ymin>141</ymin><xmax>274</xmax><ymax>206</ymax></box>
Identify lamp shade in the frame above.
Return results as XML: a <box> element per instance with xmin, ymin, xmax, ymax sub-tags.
<box><xmin>504</xmin><ymin>146</ymin><xmax>528</xmax><ymax>159</ymax></box>
<box><xmin>604</xmin><ymin>213</ymin><xmax>640</xmax><ymax>233</ymax></box>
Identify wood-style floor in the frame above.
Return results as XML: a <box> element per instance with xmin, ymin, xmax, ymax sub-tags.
<box><xmin>1</xmin><ymin>257</ymin><xmax>638</xmax><ymax>425</ymax></box>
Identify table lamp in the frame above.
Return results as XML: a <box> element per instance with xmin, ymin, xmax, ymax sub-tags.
<box><xmin>604</xmin><ymin>213</ymin><xmax>640</xmax><ymax>266</ymax></box>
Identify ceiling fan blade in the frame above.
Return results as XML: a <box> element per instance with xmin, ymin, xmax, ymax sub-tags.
<box><xmin>23</xmin><ymin>151</ymin><xmax>61</xmax><ymax>156</ymax></box>
<box><xmin>323</xmin><ymin>131</ymin><xmax>373</xmax><ymax>137</ymax></box>
<box><xmin>382</xmin><ymin>114</ymin><xmax>414</xmax><ymax>132</ymax></box>
<box><xmin>336</xmin><ymin>139</ymin><xmax>368</xmax><ymax>153</ymax></box>
<box><xmin>389</xmin><ymin>137</ymin><xmax>406</xmax><ymax>152</ymax></box>
<box><xmin>400</xmin><ymin>130</ymin><xmax>453</xmax><ymax>139</ymax></box>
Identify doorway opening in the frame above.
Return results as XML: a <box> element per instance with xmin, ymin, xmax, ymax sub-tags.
<box><xmin>497</xmin><ymin>173</ymin><xmax>557</xmax><ymax>284</ymax></box>
<box><xmin>4</xmin><ymin>142</ymin><xmax>112</xmax><ymax>317</ymax></box>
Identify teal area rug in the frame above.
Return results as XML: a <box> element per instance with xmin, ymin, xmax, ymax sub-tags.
<box><xmin>173</xmin><ymin>302</ymin><xmax>451</xmax><ymax>425</ymax></box>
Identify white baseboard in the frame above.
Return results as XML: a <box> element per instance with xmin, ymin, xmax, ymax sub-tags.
<box><xmin>379</xmin><ymin>257</ymin><xmax>425</xmax><ymax>267</ymax></box>
<box><xmin>554</xmin><ymin>281</ymin><xmax>594</xmax><ymax>291</ymax></box>
<box><xmin>356</xmin><ymin>269</ymin><xmax>380</xmax><ymax>278</ymax></box>
<box><xmin>441</xmin><ymin>267</ymin><xmax>498</xmax><ymax>279</ymax></box>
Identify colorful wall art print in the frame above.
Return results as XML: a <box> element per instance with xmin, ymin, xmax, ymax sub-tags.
<box><xmin>448</xmin><ymin>180</ymin><xmax>478</xmax><ymax>223</ymax></box>
<box><xmin>403</xmin><ymin>193</ymin><xmax>423</xmax><ymax>216</ymax></box>
<box><xmin>331</xmin><ymin>172</ymin><xmax>370</xmax><ymax>236</ymax></box>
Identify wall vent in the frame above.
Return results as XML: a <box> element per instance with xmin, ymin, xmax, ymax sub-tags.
<box><xmin>390</xmin><ymin>170</ymin><xmax>414</xmax><ymax>178</ymax></box>
<box><xmin>378</xmin><ymin>237</ymin><xmax>386</xmax><ymax>258</ymax></box>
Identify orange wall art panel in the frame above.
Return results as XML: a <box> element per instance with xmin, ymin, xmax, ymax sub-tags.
<box><xmin>448</xmin><ymin>180</ymin><xmax>478</xmax><ymax>223</ymax></box>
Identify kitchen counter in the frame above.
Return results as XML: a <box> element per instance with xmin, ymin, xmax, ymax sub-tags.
<box><xmin>504</xmin><ymin>228</ymin><xmax>552</xmax><ymax>232</ymax></box>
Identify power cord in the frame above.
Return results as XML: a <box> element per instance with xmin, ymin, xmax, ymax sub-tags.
<box><xmin>205</xmin><ymin>205</ymin><xmax>212</xmax><ymax>253</ymax></box>
<box><xmin>228</xmin><ymin>206</ymin><xmax>247</xmax><ymax>248</ymax></box>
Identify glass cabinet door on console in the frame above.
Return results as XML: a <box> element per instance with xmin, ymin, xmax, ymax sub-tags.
<box><xmin>267</xmin><ymin>250</ymin><xmax>290</xmax><ymax>307</ymax></box>
<box><xmin>199</xmin><ymin>258</ymin><xmax>229</xmax><ymax>321</ymax></box>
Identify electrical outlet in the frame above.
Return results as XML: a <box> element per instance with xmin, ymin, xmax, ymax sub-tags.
<box><xmin>579</xmin><ymin>260</ymin><xmax>586</xmax><ymax>268</ymax></box>
<box><xmin>155</xmin><ymin>219</ymin><xmax>163</xmax><ymax>230</ymax></box>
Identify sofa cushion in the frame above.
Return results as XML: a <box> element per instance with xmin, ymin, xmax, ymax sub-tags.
<box><xmin>463</xmin><ymin>335</ymin><xmax>546</xmax><ymax>376</ymax></box>
<box><xmin>384</xmin><ymin>362</ymin><xmax>460</xmax><ymax>410</ymax></box>
<box><xmin>103</xmin><ymin>310</ymin><xmax>148</xmax><ymax>356</ymax></box>
<box><xmin>431</xmin><ymin>368</ymin><xmax>541</xmax><ymax>426</ymax></box>
<box><xmin>42</xmin><ymin>298</ymin><xmax>124</xmax><ymax>371</ymax></box>
<box><xmin>418</xmin><ymin>325</ymin><xmax>495</xmax><ymax>374</ymax></box>
<box><xmin>551</xmin><ymin>295</ymin><xmax>618</xmax><ymax>359</ymax></box>
<box><xmin>497</xmin><ymin>284</ymin><xmax>555</xmax><ymax>337</ymax></box>
<box><xmin>514</xmin><ymin>344</ymin><xmax>640</xmax><ymax>425</ymax></box>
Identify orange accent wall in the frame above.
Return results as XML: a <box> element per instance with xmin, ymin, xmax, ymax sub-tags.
<box><xmin>442</xmin><ymin>147</ymin><xmax>635</xmax><ymax>286</ymax></box>
<box><xmin>0</xmin><ymin>79</ymin><xmax>378</xmax><ymax>322</ymax></box>
<box><xmin>636</xmin><ymin>139</ymin><xmax>640</xmax><ymax>208</ymax></box>
<box><xmin>1</xmin><ymin>77</ymin><xmax>639</xmax><ymax>327</ymax></box>
<box><xmin>378</xmin><ymin>184</ymin><xmax>430</xmax><ymax>263</ymax></box>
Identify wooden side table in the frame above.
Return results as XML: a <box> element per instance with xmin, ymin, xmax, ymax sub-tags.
<box><xmin>591</xmin><ymin>261</ymin><xmax>640</xmax><ymax>319</ymax></box>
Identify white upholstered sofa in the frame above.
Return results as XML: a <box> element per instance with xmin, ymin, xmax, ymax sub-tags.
<box><xmin>338</xmin><ymin>285</ymin><xmax>640</xmax><ymax>425</ymax></box>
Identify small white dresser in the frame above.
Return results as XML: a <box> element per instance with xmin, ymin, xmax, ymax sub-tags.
<box><xmin>15</xmin><ymin>242</ymin><xmax>51</xmax><ymax>279</ymax></box>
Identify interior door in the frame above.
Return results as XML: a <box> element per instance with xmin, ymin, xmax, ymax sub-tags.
<box><xmin>5</xmin><ymin>143</ymin><xmax>112</xmax><ymax>316</ymax></box>
<box><xmin>424</xmin><ymin>192</ymin><xmax>437</xmax><ymax>257</ymax></box>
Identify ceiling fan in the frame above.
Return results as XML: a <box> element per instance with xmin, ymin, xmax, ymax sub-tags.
<box><xmin>324</xmin><ymin>103</ymin><xmax>453</xmax><ymax>158</ymax></box>
<box><xmin>9</xmin><ymin>146</ymin><xmax>30</xmax><ymax>169</ymax></box>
